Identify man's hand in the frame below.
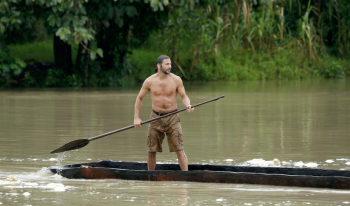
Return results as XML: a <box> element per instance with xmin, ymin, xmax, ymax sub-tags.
<box><xmin>186</xmin><ymin>105</ymin><xmax>194</xmax><ymax>113</ymax></box>
<box><xmin>134</xmin><ymin>117</ymin><xmax>142</xmax><ymax>128</ymax></box>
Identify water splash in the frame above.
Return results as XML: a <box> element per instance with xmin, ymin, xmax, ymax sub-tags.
<box><xmin>55</xmin><ymin>152</ymin><xmax>69</xmax><ymax>175</ymax></box>
<box><xmin>293</xmin><ymin>161</ymin><xmax>318</xmax><ymax>168</ymax></box>
<box><xmin>325</xmin><ymin>159</ymin><xmax>335</xmax><ymax>163</ymax></box>
<box><xmin>238</xmin><ymin>158</ymin><xmax>281</xmax><ymax>167</ymax></box>
<box><xmin>56</xmin><ymin>152</ymin><xmax>69</xmax><ymax>167</ymax></box>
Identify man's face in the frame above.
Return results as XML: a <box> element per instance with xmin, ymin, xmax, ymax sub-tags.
<box><xmin>159</xmin><ymin>59</ymin><xmax>171</xmax><ymax>75</ymax></box>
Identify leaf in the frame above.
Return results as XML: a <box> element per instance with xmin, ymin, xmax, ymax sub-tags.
<box><xmin>55</xmin><ymin>27</ymin><xmax>71</xmax><ymax>41</ymax></box>
<box><xmin>14</xmin><ymin>68</ymin><xmax>22</xmax><ymax>76</ymax></box>
<box><xmin>0</xmin><ymin>17</ymin><xmax>10</xmax><ymax>23</ymax></box>
<box><xmin>108</xmin><ymin>7</ymin><xmax>114</xmax><ymax>19</ymax></box>
<box><xmin>10</xmin><ymin>63</ymin><xmax>18</xmax><ymax>69</ymax></box>
<box><xmin>90</xmin><ymin>51</ymin><xmax>96</xmax><ymax>60</ymax></box>
<box><xmin>158</xmin><ymin>2</ymin><xmax>164</xmax><ymax>11</ymax></box>
<box><xmin>13</xmin><ymin>11</ymin><xmax>21</xmax><ymax>17</ymax></box>
<box><xmin>120</xmin><ymin>6</ymin><xmax>125</xmax><ymax>16</ymax></box>
<box><xmin>0</xmin><ymin>24</ymin><xmax>5</xmax><ymax>34</ymax></box>
<box><xmin>115</xmin><ymin>18</ymin><xmax>124</xmax><ymax>27</ymax></box>
<box><xmin>163</xmin><ymin>0</ymin><xmax>169</xmax><ymax>6</ymax></box>
<box><xmin>47</xmin><ymin>15</ymin><xmax>55</xmax><ymax>26</ymax></box>
<box><xmin>2</xmin><ymin>65</ymin><xmax>10</xmax><ymax>73</ymax></box>
<box><xmin>126</xmin><ymin>6</ymin><xmax>138</xmax><ymax>17</ymax></box>
<box><xmin>19</xmin><ymin>61</ymin><xmax>27</xmax><ymax>68</ymax></box>
<box><xmin>114</xmin><ymin>7</ymin><xmax>120</xmax><ymax>17</ymax></box>
<box><xmin>56</xmin><ymin>17</ymin><xmax>61</xmax><ymax>27</ymax></box>
<box><xmin>150</xmin><ymin>0</ymin><xmax>157</xmax><ymax>6</ymax></box>
<box><xmin>96</xmin><ymin>48</ymin><xmax>104</xmax><ymax>58</ymax></box>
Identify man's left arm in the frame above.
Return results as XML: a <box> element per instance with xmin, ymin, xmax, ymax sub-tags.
<box><xmin>176</xmin><ymin>77</ymin><xmax>194</xmax><ymax>113</ymax></box>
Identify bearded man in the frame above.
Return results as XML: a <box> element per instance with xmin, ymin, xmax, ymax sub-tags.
<box><xmin>134</xmin><ymin>55</ymin><xmax>194</xmax><ymax>171</ymax></box>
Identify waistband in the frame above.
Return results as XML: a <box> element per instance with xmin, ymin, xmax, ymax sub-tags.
<box><xmin>152</xmin><ymin>109</ymin><xmax>178</xmax><ymax>116</ymax></box>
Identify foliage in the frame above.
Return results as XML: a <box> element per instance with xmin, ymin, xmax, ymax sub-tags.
<box><xmin>0</xmin><ymin>43</ymin><xmax>26</xmax><ymax>86</ymax></box>
<box><xmin>149</xmin><ymin>0</ymin><xmax>349</xmax><ymax>81</ymax></box>
<box><xmin>0</xmin><ymin>0</ymin><xmax>171</xmax><ymax>87</ymax></box>
<box><xmin>1</xmin><ymin>0</ymin><xmax>350</xmax><ymax>87</ymax></box>
<box><xmin>9</xmin><ymin>40</ymin><xmax>55</xmax><ymax>63</ymax></box>
<box><xmin>0</xmin><ymin>1</ymin><xmax>27</xmax><ymax>86</ymax></box>
<box><xmin>128</xmin><ymin>49</ymin><xmax>162</xmax><ymax>82</ymax></box>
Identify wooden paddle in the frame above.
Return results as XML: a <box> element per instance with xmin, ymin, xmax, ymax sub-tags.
<box><xmin>50</xmin><ymin>95</ymin><xmax>225</xmax><ymax>154</ymax></box>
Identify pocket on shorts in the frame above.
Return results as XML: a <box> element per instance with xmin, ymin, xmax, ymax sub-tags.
<box><xmin>175</xmin><ymin>113</ymin><xmax>180</xmax><ymax>123</ymax></box>
<box><xmin>176</xmin><ymin>131</ymin><xmax>184</xmax><ymax>147</ymax></box>
<box><xmin>148</xmin><ymin>129</ymin><xmax>164</xmax><ymax>152</ymax></box>
<box><xmin>172</xmin><ymin>130</ymin><xmax>184</xmax><ymax>149</ymax></box>
<box><xmin>147</xmin><ymin>129</ymin><xmax>154</xmax><ymax>148</ymax></box>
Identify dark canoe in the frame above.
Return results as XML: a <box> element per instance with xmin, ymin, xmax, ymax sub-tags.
<box><xmin>48</xmin><ymin>160</ymin><xmax>350</xmax><ymax>190</ymax></box>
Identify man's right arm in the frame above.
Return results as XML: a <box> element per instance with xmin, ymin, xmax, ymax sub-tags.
<box><xmin>134</xmin><ymin>79</ymin><xmax>150</xmax><ymax>128</ymax></box>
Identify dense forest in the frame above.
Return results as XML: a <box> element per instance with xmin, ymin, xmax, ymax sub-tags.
<box><xmin>1</xmin><ymin>0</ymin><xmax>349</xmax><ymax>87</ymax></box>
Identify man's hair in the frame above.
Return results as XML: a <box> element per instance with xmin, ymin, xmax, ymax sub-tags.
<box><xmin>155</xmin><ymin>55</ymin><xmax>170</xmax><ymax>73</ymax></box>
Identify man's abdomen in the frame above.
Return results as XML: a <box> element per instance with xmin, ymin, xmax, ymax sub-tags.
<box><xmin>151</xmin><ymin>95</ymin><xmax>177</xmax><ymax>113</ymax></box>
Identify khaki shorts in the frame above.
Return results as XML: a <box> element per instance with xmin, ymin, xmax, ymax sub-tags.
<box><xmin>147</xmin><ymin>111</ymin><xmax>184</xmax><ymax>152</ymax></box>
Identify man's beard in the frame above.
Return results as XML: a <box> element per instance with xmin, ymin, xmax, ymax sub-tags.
<box><xmin>160</xmin><ymin>65</ymin><xmax>170</xmax><ymax>75</ymax></box>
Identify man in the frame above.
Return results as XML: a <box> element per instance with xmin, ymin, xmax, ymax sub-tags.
<box><xmin>134</xmin><ymin>55</ymin><xmax>194</xmax><ymax>171</ymax></box>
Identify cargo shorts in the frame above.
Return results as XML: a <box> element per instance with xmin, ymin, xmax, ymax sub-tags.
<box><xmin>147</xmin><ymin>110</ymin><xmax>184</xmax><ymax>152</ymax></box>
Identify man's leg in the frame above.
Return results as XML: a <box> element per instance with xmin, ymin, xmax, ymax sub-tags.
<box><xmin>147</xmin><ymin>152</ymin><xmax>157</xmax><ymax>170</ymax></box>
<box><xmin>175</xmin><ymin>150</ymin><xmax>188</xmax><ymax>171</ymax></box>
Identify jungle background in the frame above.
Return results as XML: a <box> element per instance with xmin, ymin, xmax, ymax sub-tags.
<box><xmin>1</xmin><ymin>0</ymin><xmax>349</xmax><ymax>87</ymax></box>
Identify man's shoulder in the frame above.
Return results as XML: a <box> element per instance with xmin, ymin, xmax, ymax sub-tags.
<box><xmin>142</xmin><ymin>74</ymin><xmax>157</xmax><ymax>87</ymax></box>
<box><xmin>144</xmin><ymin>74</ymin><xmax>156</xmax><ymax>82</ymax></box>
<box><xmin>170</xmin><ymin>73</ymin><xmax>183</xmax><ymax>84</ymax></box>
<box><xmin>170</xmin><ymin>73</ymin><xmax>181</xmax><ymax>80</ymax></box>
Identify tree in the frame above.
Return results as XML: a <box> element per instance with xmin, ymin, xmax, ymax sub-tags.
<box><xmin>0</xmin><ymin>0</ymin><xmax>27</xmax><ymax>86</ymax></box>
<box><xmin>1</xmin><ymin>0</ymin><xmax>170</xmax><ymax>86</ymax></box>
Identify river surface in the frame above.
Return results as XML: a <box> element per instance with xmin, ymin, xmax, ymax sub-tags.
<box><xmin>1</xmin><ymin>79</ymin><xmax>350</xmax><ymax>205</ymax></box>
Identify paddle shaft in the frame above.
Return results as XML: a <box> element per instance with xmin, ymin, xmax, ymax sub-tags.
<box><xmin>88</xmin><ymin>95</ymin><xmax>225</xmax><ymax>142</ymax></box>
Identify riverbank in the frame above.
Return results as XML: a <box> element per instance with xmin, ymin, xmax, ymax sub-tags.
<box><xmin>4</xmin><ymin>40</ymin><xmax>349</xmax><ymax>87</ymax></box>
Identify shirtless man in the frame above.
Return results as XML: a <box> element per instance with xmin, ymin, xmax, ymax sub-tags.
<box><xmin>134</xmin><ymin>55</ymin><xmax>194</xmax><ymax>171</ymax></box>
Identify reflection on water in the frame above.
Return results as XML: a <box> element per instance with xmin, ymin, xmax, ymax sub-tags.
<box><xmin>1</xmin><ymin>79</ymin><xmax>350</xmax><ymax>205</ymax></box>
<box><xmin>146</xmin><ymin>183</ymin><xmax>188</xmax><ymax>206</ymax></box>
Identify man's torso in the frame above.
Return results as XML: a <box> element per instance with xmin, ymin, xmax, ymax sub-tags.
<box><xmin>148</xmin><ymin>74</ymin><xmax>178</xmax><ymax>113</ymax></box>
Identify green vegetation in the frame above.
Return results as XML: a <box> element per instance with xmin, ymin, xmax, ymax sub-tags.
<box><xmin>1</xmin><ymin>0</ymin><xmax>349</xmax><ymax>87</ymax></box>
<box><xmin>9</xmin><ymin>40</ymin><xmax>55</xmax><ymax>63</ymax></box>
<box><xmin>147</xmin><ymin>0</ymin><xmax>350</xmax><ymax>81</ymax></box>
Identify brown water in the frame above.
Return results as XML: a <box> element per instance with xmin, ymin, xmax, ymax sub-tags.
<box><xmin>1</xmin><ymin>79</ymin><xmax>350</xmax><ymax>205</ymax></box>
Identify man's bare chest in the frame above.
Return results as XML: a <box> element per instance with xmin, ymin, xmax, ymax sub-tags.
<box><xmin>149</xmin><ymin>81</ymin><xmax>177</xmax><ymax>96</ymax></box>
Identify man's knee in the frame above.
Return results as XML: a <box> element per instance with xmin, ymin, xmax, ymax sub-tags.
<box><xmin>148</xmin><ymin>152</ymin><xmax>156</xmax><ymax>158</ymax></box>
<box><xmin>176</xmin><ymin>150</ymin><xmax>186</xmax><ymax>157</ymax></box>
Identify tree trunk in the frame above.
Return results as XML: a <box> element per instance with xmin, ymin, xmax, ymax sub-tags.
<box><xmin>83</xmin><ymin>19</ymin><xmax>92</xmax><ymax>87</ymax></box>
<box><xmin>53</xmin><ymin>35</ymin><xmax>72</xmax><ymax>74</ymax></box>
<box><xmin>99</xmin><ymin>22</ymin><xmax>115</xmax><ymax>70</ymax></box>
<box><xmin>83</xmin><ymin>41</ymin><xmax>91</xmax><ymax>87</ymax></box>
<box><xmin>75</xmin><ymin>43</ymin><xmax>83</xmax><ymax>71</ymax></box>
<box><xmin>118</xmin><ymin>21</ymin><xmax>131</xmax><ymax>64</ymax></box>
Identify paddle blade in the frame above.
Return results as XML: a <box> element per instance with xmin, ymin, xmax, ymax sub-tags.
<box><xmin>50</xmin><ymin>139</ymin><xmax>90</xmax><ymax>154</ymax></box>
